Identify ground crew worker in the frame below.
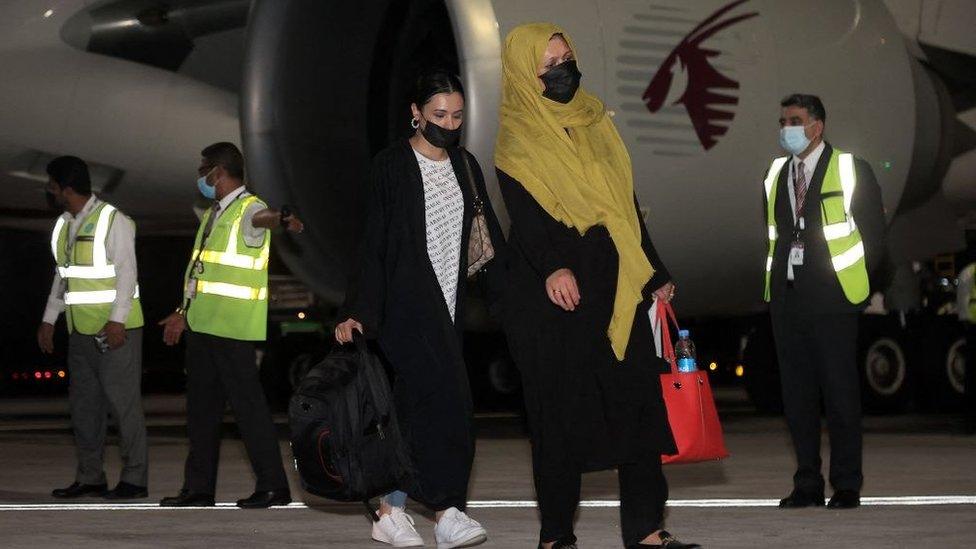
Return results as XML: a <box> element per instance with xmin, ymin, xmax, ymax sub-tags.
<box><xmin>38</xmin><ymin>155</ymin><xmax>149</xmax><ymax>500</ymax></box>
<box><xmin>157</xmin><ymin>142</ymin><xmax>303</xmax><ymax>508</ymax></box>
<box><xmin>763</xmin><ymin>94</ymin><xmax>886</xmax><ymax>509</ymax></box>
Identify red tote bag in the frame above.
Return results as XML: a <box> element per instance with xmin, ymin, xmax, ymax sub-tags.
<box><xmin>654</xmin><ymin>301</ymin><xmax>729</xmax><ymax>465</ymax></box>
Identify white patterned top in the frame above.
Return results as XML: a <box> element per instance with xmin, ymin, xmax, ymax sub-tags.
<box><xmin>414</xmin><ymin>148</ymin><xmax>465</xmax><ymax>322</ymax></box>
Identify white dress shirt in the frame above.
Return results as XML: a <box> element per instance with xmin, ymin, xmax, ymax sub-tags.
<box><xmin>43</xmin><ymin>195</ymin><xmax>139</xmax><ymax>325</ymax></box>
<box><xmin>786</xmin><ymin>140</ymin><xmax>825</xmax><ymax>281</ymax></box>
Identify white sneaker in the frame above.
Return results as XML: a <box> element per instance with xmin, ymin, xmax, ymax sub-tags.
<box><xmin>434</xmin><ymin>507</ymin><xmax>487</xmax><ymax>549</ymax></box>
<box><xmin>371</xmin><ymin>507</ymin><xmax>424</xmax><ymax>547</ymax></box>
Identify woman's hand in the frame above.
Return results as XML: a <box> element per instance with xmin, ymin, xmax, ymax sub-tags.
<box><xmin>335</xmin><ymin>318</ymin><xmax>364</xmax><ymax>343</ymax></box>
<box><xmin>545</xmin><ymin>268</ymin><xmax>580</xmax><ymax>311</ymax></box>
<box><xmin>653</xmin><ymin>281</ymin><xmax>676</xmax><ymax>304</ymax></box>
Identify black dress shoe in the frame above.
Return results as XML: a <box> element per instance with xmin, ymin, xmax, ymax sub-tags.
<box><xmin>51</xmin><ymin>482</ymin><xmax>108</xmax><ymax>498</ymax></box>
<box><xmin>236</xmin><ymin>489</ymin><xmax>291</xmax><ymax>509</ymax></box>
<box><xmin>779</xmin><ymin>489</ymin><xmax>825</xmax><ymax>508</ymax></box>
<box><xmin>103</xmin><ymin>481</ymin><xmax>148</xmax><ymax>500</ymax></box>
<box><xmin>159</xmin><ymin>489</ymin><xmax>216</xmax><ymax>507</ymax></box>
<box><xmin>628</xmin><ymin>530</ymin><xmax>701</xmax><ymax>548</ymax></box>
<box><xmin>827</xmin><ymin>490</ymin><xmax>860</xmax><ymax>509</ymax></box>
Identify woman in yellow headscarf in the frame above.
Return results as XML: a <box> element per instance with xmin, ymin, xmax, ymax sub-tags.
<box><xmin>495</xmin><ymin>23</ymin><xmax>696</xmax><ymax>549</ymax></box>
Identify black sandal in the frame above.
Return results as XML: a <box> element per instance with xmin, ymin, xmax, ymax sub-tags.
<box><xmin>628</xmin><ymin>530</ymin><xmax>701</xmax><ymax>549</ymax></box>
<box><xmin>539</xmin><ymin>534</ymin><xmax>579</xmax><ymax>549</ymax></box>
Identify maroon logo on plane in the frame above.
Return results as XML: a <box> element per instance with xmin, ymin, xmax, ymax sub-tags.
<box><xmin>642</xmin><ymin>0</ymin><xmax>758</xmax><ymax>150</ymax></box>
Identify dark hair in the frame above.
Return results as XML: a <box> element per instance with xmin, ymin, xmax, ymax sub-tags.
<box><xmin>412</xmin><ymin>69</ymin><xmax>464</xmax><ymax>108</ymax></box>
<box><xmin>46</xmin><ymin>156</ymin><xmax>92</xmax><ymax>195</ymax></box>
<box><xmin>200</xmin><ymin>142</ymin><xmax>245</xmax><ymax>180</ymax></box>
<box><xmin>780</xmin><ymin>93</ymin><xmax>826</xmax><ymax>123</ymax></box>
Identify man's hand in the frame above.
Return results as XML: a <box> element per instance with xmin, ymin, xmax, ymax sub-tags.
<box><xmin>101</xmin><ymin>321</ymin><xmax>127</xmax><ymax>350</ymax></box>
<box><xmin>159</xmin><ymin>312</ymin><xmax>187</xmax><ymax>346</ymax></box>
<box><xmin>282</xmin><ymin>212</ymin><xmax>304</xmax><ymax>234</ymax></box>
<box><xmin>37</xmin><ymin>322</ymin><xmax>55</xmax><ymax>354</ymax></box>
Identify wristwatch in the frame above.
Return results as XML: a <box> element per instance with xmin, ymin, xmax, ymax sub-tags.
<box><xmin>279</xmin><ymin>205</ymin><xmax>292</xmax><ymax>227</ymax></box>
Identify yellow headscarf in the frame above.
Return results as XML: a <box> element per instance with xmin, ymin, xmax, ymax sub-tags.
<box><xmin>495</xmin><ymin>22</ymin><xmax>653</xmax><ymax>361</ymax></box>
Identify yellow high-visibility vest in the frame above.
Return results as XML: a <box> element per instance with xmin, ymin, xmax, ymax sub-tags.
<box><xmin>51</xmin><ymin>201</ymin><xmax>144</xmax><ymax>334</ymax></box>
<box><xmin>763</xmin><ymin>149</ymin><xmax>869</xmax><ymax>303</ymax></box>
<box><xmin>183</xmin><ymin>194</ymin><xmax>270</xmax><ymax>341</ymax></box>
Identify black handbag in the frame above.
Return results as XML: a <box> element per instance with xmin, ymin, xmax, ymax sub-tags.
<box><xmin>459</xmin><ymin>149</ymin><xmax>495</xmax><ymax>277</ymax></box>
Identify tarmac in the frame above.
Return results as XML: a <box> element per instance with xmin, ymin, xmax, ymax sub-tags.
<box><xmin>0</xmin><ymin>389</ymin><xmax>974</xmax><ymax>548</ymax></box>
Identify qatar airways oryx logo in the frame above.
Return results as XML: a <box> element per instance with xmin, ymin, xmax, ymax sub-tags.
<box><xmin>620</xmin><ymin>0</ymin><xmax>758</xmax><ymax>155</ymax></box>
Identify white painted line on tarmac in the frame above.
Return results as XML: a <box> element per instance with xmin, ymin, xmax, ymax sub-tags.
<box><xmin>0</xmin><ymin>496</ymin><xmax>974</xmax><ymax>511</ymax></box>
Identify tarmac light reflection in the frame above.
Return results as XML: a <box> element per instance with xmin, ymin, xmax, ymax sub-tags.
<box><xmin>1</xmin><ymin>496</ymin><xmax>974</xmax><ymax>511</ymax></box>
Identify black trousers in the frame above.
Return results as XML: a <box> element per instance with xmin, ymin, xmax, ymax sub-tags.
<box><xmin>535</xmin><ymin>457</ymin><xmax>667</xmax><ymax>547</ymax></box>
<box><xmin>771</xmin><ymin>309</ymin><xmax>862</xmax><ymax>493</ymax></box>
<box><xmin>182</xmin><ymin>331</ymin><xmax>288</xmax><ymax>495</ymax></box>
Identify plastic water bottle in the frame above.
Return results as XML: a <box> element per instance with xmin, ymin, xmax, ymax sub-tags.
<box><xmin>675</xmin><ymin>329</ymin><xmax>697</xmax><ymax>372</ymax></box>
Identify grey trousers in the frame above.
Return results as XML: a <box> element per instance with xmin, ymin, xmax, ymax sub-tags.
<box><xmin>68</xmin><ymin>328</ymin><xmax>148</xmax><ymax>486</ymax></box>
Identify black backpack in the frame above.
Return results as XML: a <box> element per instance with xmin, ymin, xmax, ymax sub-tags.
<box><xmin>289</xmin><ymin>334</ymin><xmax>412</xmax><ymax>513</ymax></box>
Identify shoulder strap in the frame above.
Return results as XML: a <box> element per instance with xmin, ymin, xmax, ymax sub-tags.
<box><xmin>458</xmin><ymin>148</ymin><xmax>481</xmax><ymax>203</ymax></box>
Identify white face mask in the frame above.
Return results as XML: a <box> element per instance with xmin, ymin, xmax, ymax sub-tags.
<box><xmin>779</xmin><ymin>123</ymin><xmax>814</xmax><ymax>155</ymax></box>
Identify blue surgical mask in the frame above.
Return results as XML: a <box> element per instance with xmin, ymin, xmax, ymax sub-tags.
<box><xmin>779</xmin><ymin>124</ymin><xmax>813</xmax><ymax>156</ymax></box>
<box><xmin>197</xmin><ymin>176</ymin><xmax>215</xmax><ymax>199</ymax></box>
<box><xmin>197</xmin><ymin>167</ymin><xmax>216</xmax><ymax>199</ymax></box>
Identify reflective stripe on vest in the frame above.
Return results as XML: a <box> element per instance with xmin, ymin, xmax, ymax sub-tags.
<box><xmin>821</xmin><ymin>153</ymin><xmax>858</xmax><ymax>242</ymax></box>
<box><xmin>65</xmin><ymin>286</ymin><xmax>141</xmax><ymax>305</ymax></box>
<box><xmin>763</xmin><ymin>157</ymin><xmax>788</xmax><ymax>278</ymax></box>
<box><xmin>195</xmin><ymin>280</ymin><xmax>268</xmax><ymax>300</ymax></box>
<box><xmin>763</xmin><ymin>149</ymin><xmax>869</xmax><ymax>303</ymax></box>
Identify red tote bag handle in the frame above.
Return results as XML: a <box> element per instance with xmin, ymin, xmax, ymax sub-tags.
<box><xmin>656</xmin><ymin>300</ymin><xmax>681</xmax><ymax>373</ymax></box>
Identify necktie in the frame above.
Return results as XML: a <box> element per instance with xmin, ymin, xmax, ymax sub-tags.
<box><xmin>794</xmin><ymin>161</ymin><xmax>807</xmax><ymax>220</ymax></box>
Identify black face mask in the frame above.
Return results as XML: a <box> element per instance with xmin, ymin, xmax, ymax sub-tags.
<box><xmin>421</xmin><ymin>117</ymin><xmax>462</xmax><ymax>149</ymax></box>
<box><xmin>541</xmin><ymin>59</ymin><xmax>582</xmax><ymax>104</ymax></box>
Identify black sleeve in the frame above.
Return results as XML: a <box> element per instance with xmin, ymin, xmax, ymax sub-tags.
<box><xmin>635</xmin><ymin>195</ymin><xmax>672</xmax><ymax>294</ymax></box>
<box><xmin>338</xmin><ymin>154</ymin><xmax>391</xmax><ymax>335</ymax></box>
<box><xmin>496</xmin><ymin>169</ymin><xmax>574</xmax><ymax>278</ymax></box>
<box><xmin>466</xmin><ymin>152</ymin><xmax>508</xmax><ymax>307</ymax></box>
<box><xmin>852</xmin><ymin>157</ymin><xmax>887</xmax><ymax>278</ymax></box>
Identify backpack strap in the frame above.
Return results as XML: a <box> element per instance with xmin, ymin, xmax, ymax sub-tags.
<box><xmin>354</xmin><ymin>332</ymin><xmax>393</xmax><ymax>437</ymax></box>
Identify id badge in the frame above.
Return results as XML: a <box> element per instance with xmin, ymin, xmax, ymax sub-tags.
<box><xmin>789</xmin><ymin>243</ymin><xmax>805</xmax><ymax>266</ymax></box>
